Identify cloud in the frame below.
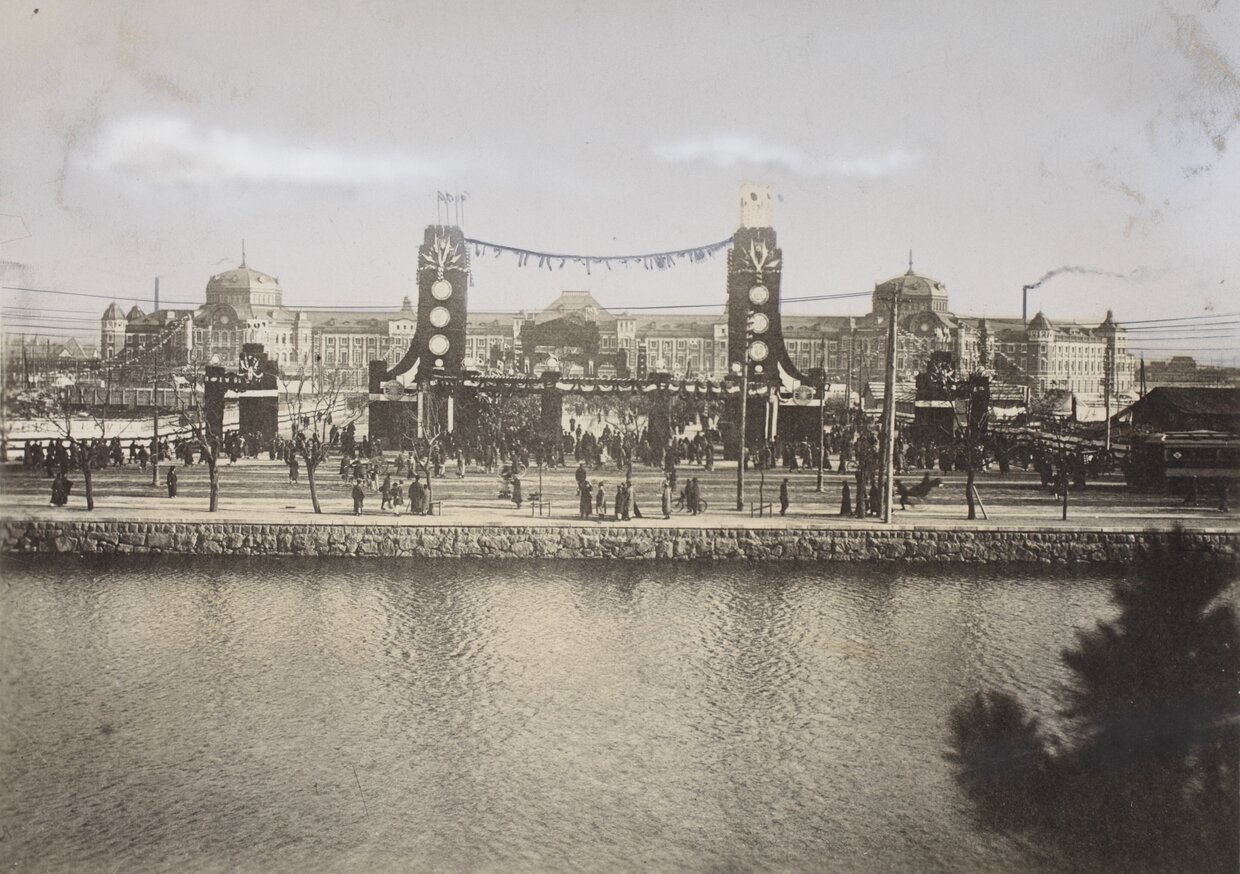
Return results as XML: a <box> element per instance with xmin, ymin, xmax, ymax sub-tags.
<box><xmin>651</xmin><ymin>134</ymin><xmax>922</xmax><ymax>178</ymax></box>
<box><xmin>84</xmin><ymin>114</ymin><xmax>450</xmax><ymax>187</ymax></box>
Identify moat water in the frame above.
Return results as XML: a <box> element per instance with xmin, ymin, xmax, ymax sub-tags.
<box><xmin>1</xmin><ymin>557</ymin><xmax>1128</xmax><ymax>872</ymax></box>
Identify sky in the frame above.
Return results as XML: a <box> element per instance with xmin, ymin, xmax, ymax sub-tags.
<box><xmin>1</xmin><ymin>0</ymin><xmax>1238</xmax><ymax>362</ymax></box>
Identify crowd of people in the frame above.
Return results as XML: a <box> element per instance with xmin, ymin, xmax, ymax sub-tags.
<box><xmin>9</xmin><ymin>397</ymin><xmax>1231</xmax><ymax>519</ymax></box>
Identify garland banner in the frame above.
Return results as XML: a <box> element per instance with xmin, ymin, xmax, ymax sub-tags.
<box><xmin>463</xmin><ymin>236</ymin><xmax>735</xmax><ymax>274</ymax></box>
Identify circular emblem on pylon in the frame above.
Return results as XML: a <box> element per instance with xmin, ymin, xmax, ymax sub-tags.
<box><xmin>748</xmin><ymin>285</ymin><xmax>769</xmax><ymax>306</ymax></box>
<box><xmin>748</xmin><ymin>312</ymin><xmax>769</xmax><ymax>334</ymax></box>
<box><xmin>748</xmin><ymin>340</ymin><xmax>769</xmax><ymax>362</ymax></box>
<box><xmin>428</xmin><ymin>334</ymin><xmax>450</xmax><ymax>356</ymax></box>
<box><xmin>431</xmin><ymin>279</ymin><xmax>453</xmax><ymax>301</ymax></box>
<box><xmin>794</xmin><ymin>385</ymin><xmax>814</xmax><ymax>401</ymax></box>
<box><xmin>383</xmin><ymin>380</ymin><xmax>405</xmax><ymax>400</ymax></box>
<box><xmin>429</xmin><ymin>306</ymin><xmax>450</xmax><ymax>328</ymax></box>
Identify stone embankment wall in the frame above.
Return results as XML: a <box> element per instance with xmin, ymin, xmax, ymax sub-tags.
<box><xmin>2</xmin><ymin>520</ymin><xmax>1237</xmax><ymax>563</ymax></box>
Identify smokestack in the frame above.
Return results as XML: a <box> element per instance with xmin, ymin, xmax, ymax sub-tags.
<box><xmin>1022</xmin><ymin>285</ymin><xmax>1032</xmax><ymax>326</ymax></box>
<box><xmin>154</xmin><ymin>277</ymin><xmax>160</xmax><ymax>312</ymax></box>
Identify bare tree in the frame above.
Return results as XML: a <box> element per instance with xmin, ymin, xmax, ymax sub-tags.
<box><xmin>283</xmin><ymin>363</ymin><xmax>364</xmax><ymax>514</ymax></box>
<box><xmin>26</xmin><ymin>372</ymin><xmax>135</xmax><ymax>511</ymax></box>
<box><xmin>163</xmin><ymin>363</ymin><xmax>223</xmax><ymax>512</ymax></box>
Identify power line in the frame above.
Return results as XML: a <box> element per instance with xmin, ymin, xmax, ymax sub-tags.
<box><xmin>1123</xmin><ymin>320</ymin><xmax>1240</xmax><ymax>332</ymax></box>
<box><xmin>1118</xmin><ymin>311</ymin><xmax>1240</xmax><ymax>325</ymax></box>
<box><xmin>2</xmin><ymin>314</ymin><xmax>102</xmax><ymax>325</ymax></box>
<box><xmin>1</xmin><ymin>285</ymin><xmax>204</xmax><ymax>306</ymax></box>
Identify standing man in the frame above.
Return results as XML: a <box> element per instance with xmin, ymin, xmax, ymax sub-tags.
<box><xmin>166</xmin><ymin>466</ymin><xmax>178</xmax><ymax>499</ymax></box>
<box><xmin>661</xmin><ymin>476</ymin><xmax>672</xmax><ymax>519</ymax></box>
<box><xmin>575</xmin><ymin>462</ymin><xmax>588</xmax><ymax>495</ymax></box>
<box><xmin>512</xmin><ymin>472</ymin><xmax>523</xmax><ymax>510</ymax></box>
<box><xmin>779</xmin><ymin>478</ymin><xmax>790</xmax><ymax>516</ymax></box>
<box><xmin>579</xmin><ymin>479</ymin><xmax>593</xmax><ymax>519</ymax></box>
<box><xmin>409</xmin><ymin>476</ymin><xmax>426</xmax><ymax>516</ymax></box>
<box><xmin>352</xmin><ymin>480</ymin><xmax>365</xmax><ymax>516</ymax></box>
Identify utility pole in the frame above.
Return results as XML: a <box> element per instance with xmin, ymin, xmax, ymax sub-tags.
<box><xmin>1103</xmin><ymin>337</ymin><xmax>1114</xmax><ymax>454</ymax></box>
<box><xmin>151</xmin><ymin>297</ymin><xmax>160</xmax><ymax>487</ymax></box>
<box><xmin>816</xmin><ymin>332</ymin><xmax>826</xmax><ymax>492</ymax></box>
<box><xmin>735</xmin><ymin>353</ymin><xmax>749</xmax><ymax>512</ymax></box>
<box><xmin>847</xmin><ymin>324</ymin><xmax>856</xmax><ymax>413</ymax></box>
<box><xmin>880</xmin><ymin>290</ymin><xmax>900</xmax><ymax>523</ymax></box>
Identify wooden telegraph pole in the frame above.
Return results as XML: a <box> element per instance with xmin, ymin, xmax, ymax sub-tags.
<box><xmin>735</xmin><ymin>354</ymin><xmax>749</xmax><ymax>512</ymax></box>
<box><xmin>816</xmin><ymin>332</ymin><xmax>826</xmax><ymax>492</ymax></box>
<box><xmin>880</xmin><ymin>290</ymin><xmax>900</xmax><ymax>523</ymax></box>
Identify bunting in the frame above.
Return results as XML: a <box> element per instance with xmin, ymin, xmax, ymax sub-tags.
<box><xmin>463</xmin><ymin>236</ymin><xmax>734</xmax><ymax>274</ymax></box>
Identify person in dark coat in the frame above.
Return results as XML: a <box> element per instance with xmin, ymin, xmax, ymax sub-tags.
<box><xmin>380</xmin><ymin>474</ymin><xmax>392</xmax><ymax>510</ymax></box>
<box><xmin>595</xmin><ymin>481</ymin><xmax>606</xmax><ymax>517</ymax></box>
<box><xmin>50</xmin><ymin>471</ymin><xmax>68</xmax><ymax>506</ymax></box>
<box><xmin>661</xmin><ymin>476</ymin><xmax>672</xmax><ymax>519</ymax></box>
<box><xmin>579</xmin><ymin>480</ymin><xmax>593</xmax><ymax>519</ymax></box>
<box><xmin>779</xmin><ymin>478</ymin><xmax>790</xmax><ymax>516</ymax></box>
<box><xmin>409</xmin><ymin>477</ymin><xmax>426</xmax><ymax>515</ymax></box>
<box><xmin>511</xmin><ymin>474</ymin><xmax>523</xmax><ymax>509</ymax></box>
<box><xmin>839</xmin><ymin>481</ymin><xmax>851</xmax><ymax>516</ymax></box>
<box><xmin>166</xmin><ymin>467</ymin><xmax>178</xmax><ymax>499</ymax></box>
<box><xmin>868</xmin><ymin>480</ymin><xmax>881</xmax><ymax>517</ymax></box>
<box><xmin>352</xmin><ymin>481</ymin><xmax>365</xmax><ymax>516</ymax></box>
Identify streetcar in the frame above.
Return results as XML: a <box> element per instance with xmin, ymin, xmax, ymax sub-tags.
<box><xmin>1122</xmin><ymin>430</ymin><xmax>1240</xmax><ymax>489</ymax></box>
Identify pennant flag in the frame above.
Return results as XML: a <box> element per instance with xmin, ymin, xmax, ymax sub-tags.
<box><xmin>458</xmin><ymin>235</ymin><xmax>734</xmax><ymax>274</ymax></box>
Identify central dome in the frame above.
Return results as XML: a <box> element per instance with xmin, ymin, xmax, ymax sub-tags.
<box><xmin>206</xmin><ymin>262</ymin><xmax>283</xmax><ymax>309</ymax></box>
<box><xmin>872</xmin><ymin>267</ymin><xmax>948</xmax><ymax>315</ymax></box>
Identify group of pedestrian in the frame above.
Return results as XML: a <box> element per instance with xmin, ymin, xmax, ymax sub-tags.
<box><xmin>574</xmin><ymin>477</ymin><xmax>643</xmax><ymax>521</ymax></box>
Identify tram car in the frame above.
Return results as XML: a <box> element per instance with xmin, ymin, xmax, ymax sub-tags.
<box><xmin>1122</xmin><ymin>430</ymin><xmax>1240</xmax><ymax>489</ymax></box>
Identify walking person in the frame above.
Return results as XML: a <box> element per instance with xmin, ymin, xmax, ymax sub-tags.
<box><xmin>840</xmin><ymin>481</ymin><xmax>851</xmax><ymax>516</ymax></box>
<box><xmin>380</xmin><ymin>474</ymin><xmax>392</xmax><ymax>510</ymax></box>
<box><xmin>595</xmin><ymin>480</ymin><xmax>606</xmax><ymax>517</ymax></box>
<box><xmin>512</xmin><ymin>473</ymin><xmax>523</xmax><ymax>510</ymax></box>
<box><xmin>352</xmin><ymin>480</ymin><xmax>365</xmax><ymax>516</ymax></box>
<box><xmin>661</xmin><ymin>476</ymin><xmax>672</xmax><ymax>519</ymax></box>
<box><xmin>779</xmin><ymin>478</ymin><xmax>790</xmax><ymax>516</ymax></box>
<box><xmin>166</xmin><ymin>466</ymin><xmax>178</xmax><ymax>499</ymax></box>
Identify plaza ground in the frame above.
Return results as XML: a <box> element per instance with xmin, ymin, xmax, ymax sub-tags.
<box><xmin>0</xmin><ymin>456</ymin><xmax>1233</xmax><ymax>532</ymax></box>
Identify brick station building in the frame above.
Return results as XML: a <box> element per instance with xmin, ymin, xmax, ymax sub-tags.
<box><xmin>100</xmin><ymin>257</ymin><xmax>1135</xmax><ymax>397</ymax></box>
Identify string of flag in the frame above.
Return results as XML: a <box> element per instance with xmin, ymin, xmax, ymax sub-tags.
<box><xmin>462</xmin><ymin>236</ymin><xmax>736</xmax><ymax>275</ymax></box>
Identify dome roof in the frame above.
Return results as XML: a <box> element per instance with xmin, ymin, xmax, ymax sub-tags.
<box><xmin>1028</xmin><ymin>311</ymin><xmax>1053</xmax><ymax>331</ymax></box>
<box><xmin>206</xmin><ymin>263</ymin><xmax>281</xmax><ymax>292</ymax></box>
<box><xmin>101</xmin><ymin>302</ymin><xmax>124</xmax><ymax>321</ymax></box>
<box><xmin>874</xmin><ymin>269</ymin><xmax>947</xmax><ymax>300</ymax></box>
